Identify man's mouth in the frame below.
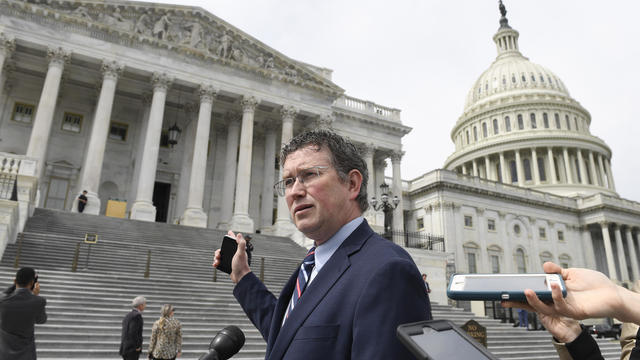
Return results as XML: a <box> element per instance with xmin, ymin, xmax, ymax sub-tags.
<box><xmin>293</xmin><ymin>204</ymin><xmax>313</xmax><ymax>215</ymax></box>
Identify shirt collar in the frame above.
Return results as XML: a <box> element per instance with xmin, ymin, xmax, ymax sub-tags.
<box><xmin>312</xmin><ymin>216</ymin><xmax>363</xmax><ymax>278</ymax></box>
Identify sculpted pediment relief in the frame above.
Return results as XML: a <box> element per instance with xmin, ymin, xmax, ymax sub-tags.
<box><xmin>6</xmin><ymin>0</ymin><xmax>343</xmax><ymax>96</ymax></box>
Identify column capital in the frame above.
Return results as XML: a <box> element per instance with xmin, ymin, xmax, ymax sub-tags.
<box><xmin>224</xmin><ymin>110</ymin><xmax>242</xmax><ymax>126</ymax></box>
<box><xmin>280</xmin><ymin>105</ymin><xmax>298</xmax><ymax>120</ymax></box>
<box><xmin>184</xmin><ymin>102</ymin><xmax>199</xmax><ymax>116</ymax></box>
<box><xmin>197</xmin><ymin>84</ymin><xmax>218</xmax><ymax>103</ymax></box>
<box><xmin>141</xmin><ymin>92</ymin><xmax>153</xmax><ymax>106</ymax></box>
<box><xmin>0</xmin><ymin>34</ymin><xmax>16</xmax><ymax>57</ymax></box>
<box><xmin>390</xmin><ymin>150</ymin><xmax>404</xmax><ymax>163</ymax></box>
<box><xmin>101</xmin><ymin>60</ymin><xmax>124</xmax><ymax>80</ymax></box>
<box><xmin>151</xmin><ymin>72</ymin><xmax>173</xmax><ymax>92</ymax></box>
<box><xmin>598</xmin><ymin>220</ymin><xmax>609</xmax><ymax>228</ymax></box>
<box><xmin>46</xmin><ymin>47</ymin><xmax>71</xmax><ymax>67</ymax></box>
<box><xmin>241</xmin><ymin>96</ymin><xmax>259</xmax><ymax>112</ymax></box>
<box><xmin>360</xmin><ymin>143</ymin><xmax>376</xmax><ymax>158</ymax></box>
<box><xmin>315</xmin><ymin>113</ymin><xmax>334</xmax><ymax>129</ymax></box>
<box><xmin>3</xmin><ymin>60</ymin><xmax>15</xmax><ymax>77</ymax></box>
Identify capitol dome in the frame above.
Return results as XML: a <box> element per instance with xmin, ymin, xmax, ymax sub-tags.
<box><xmin>444</xmin><ymin>2</ymin><xmax>617</xmax><ymax>198</ymax></box>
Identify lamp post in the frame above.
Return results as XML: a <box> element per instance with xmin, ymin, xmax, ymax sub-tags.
<box><xmin>369</xmin><ymin>182</ymin><xmax>400</xmax><ymax>240</ymax></box>
<box><xmin>167</xmin><ymin>122</ymin><xmax>181</xmax><ymax>147</ymax></box>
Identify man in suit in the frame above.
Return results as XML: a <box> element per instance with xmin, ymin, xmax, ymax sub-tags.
<box><xmin>214</xmin><ymin>130</ymin><xmax>428</xmax><ymax>359</ymax></box>
<box><xmin>0</xmin><ymin>267</ymin><xmax>47</xmax><ymax>360</ymax></box>
<box><xmin>119</xmin><ymin>296</ymin><xmax>146</xmax><ymax>360</ymax></box>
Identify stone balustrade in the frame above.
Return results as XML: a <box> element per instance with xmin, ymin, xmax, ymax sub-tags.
<box><xmin>334</xmin><ymin>95</ymin><xmax>402</xmax><ymax>122</ymax></box>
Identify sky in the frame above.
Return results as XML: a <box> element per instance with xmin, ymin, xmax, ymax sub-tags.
<box><xmin>140</xmin><ymin>0</ymin><xmax>640</xmax><ymax>202</ymax></box>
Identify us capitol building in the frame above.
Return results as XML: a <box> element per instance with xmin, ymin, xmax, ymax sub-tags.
<box><xmin>0</xmin><ymin>0</ymin><xmax>638</xmax><ymax>291</ymax></box>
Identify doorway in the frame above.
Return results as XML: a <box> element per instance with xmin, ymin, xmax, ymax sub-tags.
<box><xmin>152</xmin><ymin>182</ymin><xmax>171</xmax><ymax>223</ymax></box>
<box><xmin>44</xmin><ymin>177</ymin><xmax>69</xmax><ymax>210</ymax></box>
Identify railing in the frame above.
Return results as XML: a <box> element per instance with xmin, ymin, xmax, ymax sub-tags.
<box><xmin>333</xmin><ymin>95</ymin><xmax>402</xmax><ymax>122</ymax></box>
<box><xmin>379</xmin><ymin>230</ymin><xmax>445</xmax><ymax>251</ymax></box>
<box><xmin>0</xmin><ymin>173</ymin><xmax>17</xmax><ymax>200</ymax></box>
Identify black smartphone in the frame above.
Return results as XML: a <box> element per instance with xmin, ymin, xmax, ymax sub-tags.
<box><xmin>31</xmin><ymin>271</ymin><xmax>38</xmax><ymax>291</ymax></box>
<box><xmin>218</xmin><ymin>235</ymin><xmax>238</xmax><ymax>274</ymax></box>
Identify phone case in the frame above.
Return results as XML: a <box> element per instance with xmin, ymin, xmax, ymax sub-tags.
<box><xmin>218</xmin><ymin>236</ymin><xmax>238</xmax><ymax>274</ymax></box>
<box><xmin>446</xmin><ymin>274</ymin><xmax>567</xmax><ymax>301</ymax></box>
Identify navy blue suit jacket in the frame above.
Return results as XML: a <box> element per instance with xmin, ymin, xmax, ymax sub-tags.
<box><xmin>234</xmin><ymin>220</ymin><xmax>428</xmax><ymax>359</ymax></box>
<box><xmin>0</xmin><ymin>288</ymin><xmax>47</xmax><ymax>360</ymax></box>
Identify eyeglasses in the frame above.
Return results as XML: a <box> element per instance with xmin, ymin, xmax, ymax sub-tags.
<box><xmin>273</xmin><ymin>166</ymin><xmax>329</xmax><ymax>196</ymax></box>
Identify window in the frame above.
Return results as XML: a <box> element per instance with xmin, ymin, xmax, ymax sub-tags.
<box><xmin>505</xmin><ymin>116</ymin><xmax>511</xmax><ymax>132</ymax></box>
<box><xmin>516</xmin><ymin>248</ymin><xmax>527</xmax><ymax>273</ymax></box>
<box><xmin>531</xmin><ymin>74</ymin><xmax>536</xmax><ymax>82</ymax></box>
<box><xmin>521</xmin><ymin>73</ymin><xmax>526</xmax><ymax>82</ymax></box>
<box><xmin>502</xmin><ymin>76</ymin><xmax>506</xmax><ymax>85</ymax></box>
<box><xmin>559</xmin><ymin>254</ymin><xmax>571</xmax><ymax>269</ymax></box>
<box><xmin>482</xmin><ymin>122</ymin><xmax>488</xmax><ymax>138</ymax></box>
<box><xmin>473</xmin><ymin>126</ymin><xmax>478</xmax><ymax>141</ymax></box>
<box><xmin>511</xmin><ymin>74</ymin><xmax>516</xmax><ymax>83</ymax></box>
<box><xmin>543</xmin><ymin>113</ymin><xmax>549</xmax><ymax>128</ymax></box>
<box><xmin>417</xmin><ymin>217</ymin><xmax>424</xmax><ymax>230</ymax></box>
<box><xmin>160</xmin><ymin>129</ymin><xmax>170</xmax><ymax>148</ymax></box>
<box><xmin>530</xmin><ymin>113</ymin><xmax>537</xmax><ymax>129</ymax></box>
<box><xmin>108</xmin><ymin>122</ymin><xmax>128</xmax><ymax>141</ymax></box>
<box><xmin>496</xmin><ymin>163</ymin><xmax>502</xmax><ymax>182</ymax></box>
<box><xmin>538</xmin><ymin>157</ymin><xmax>547</xmax><ymax>181</ymax></box>
<box><xmin>540</xmin><ymin>251</ymin><xmax>553</xmax><ymax>266</ymax></box>
<box><xmin>493</xmin><ymin>119</ymin><xmax>499</xmax><ymax>134</ymax></box>
<box><xmin>466</xmin><ymin>130</ymin><xmax>470</xmax><ymax>144</ymax></box>
<box><xmin>490</xmin><ymin>255</ymin><xmax>500</xmax><ymax>273</ymax></box>
<box><xmin>540</xmin><ymin>74</ymin><xmax>545</xmax><ymax>82</ymax></box>
<box><xmin>539</xmin><ymin>227</ymin><xmax>547</xmax><ymax>239</ymax></box>
<box><xmin>555</xmin><ymin>113</ymin><xmax>561</xmax><ymax>129</ymax></box>
<box><xmin>574</xmin><ymin>117</ymin><xmax>579</xmax><ymax>131</ymax></box>
<box><xmin>509</xmin><ymin>160</ymin><xmax>517</xmax><ymax>183</ymax></box>
<box><xmin>464</xmin><ymin>215</ymin><xmax>473</xmax><ymax>228</ymax></box>
<box><xmin>514</xmin><ymin>224</ymin><xmax>521</xmax><ymax>235</ymax></box>
<box><xmin>517</xmin><ymin>114</ymin><xmax>524</xmax><ymax>130</ymax></box>
<box><xmin>467</xmin><ymin>252</ymin><xmax>477</xmax><ymax>273</ymax></box>
<box><xmin>61</xmin><ymin>112</ymin><xmax>82</xmax><ymax>133</ymax></box>
<box><xmin>12</xmin><ymin>102</ymin><xmax>35</xmax><ymax>124</ymax></box>
<box><xmin>487</xmin><ymin>219</ymin><xmax>496</xmax><ymax>231</ymax></box>
<box><xmin>523</xmin><ymin>159</ymin><xmax>532</xmax><ymax>181</ymax></box>
<box><xmin>557</xmin><ymin>230</ymin><xmax>565</xmax><ymax>241</ymax></box>
<box><xmin>565</xmin><ymin>115</ymin><xmax>571</xmax><ymax>130</ymax></box>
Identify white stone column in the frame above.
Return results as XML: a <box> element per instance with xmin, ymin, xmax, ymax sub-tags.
<box><xmin>181</xmin><ymin>85</ymin><xmax>217</xmax><ymax>227</ymax></box>
<box><xmin>260</xmin><ymin>122</ymin><xmax>277</xmax><ymax>231</ymax></box>
<box><xmin>461</xmin><ymin>164</ymin><xmax>467</xmax><ymax>175</ymax></box>
<box><xmin>499</xmin><ymin>152</ymin><xmax>507</xmax><ymax>183</ymax></box>
<box><xmin>129</xmin><ymin>93</ymin><xmax>152</xmax><ymax>206</ymax></box>
<box><xmin>362</xmin><ymin>143</ymin><xmax>376</xmax><ymax>224</ymax></box>
<box><xmin>531</xmin><ymin>148</ymin><xmax>540</xmax><ymax>185</ymax></box>
<box><xmin>597</xmin><ymin>154</ymin><xmax>608</xmax><ymax>188</ymax></box>
<box><xmin>515</xmin><ymin>150</ymin><xmax>524</xmax><ymax>186</ymax></box>
<box><xmin>577</xmin><ymin>149</ymin><xmax>587</xmax><ymax>185</ymax></box>
<box><xmin>614</xmin><ymin>225</ymin><xmax>630</xmax><ymax>281</ymax></box>
<box><xmin>562</xmin><ymin>147</ymin><xmax>573</xmax><ymax>184</ymax></box>
<box><xmin>391</xmin><ymin>151</ymin><xmax>405</xmax><ymax>244</ymax></box>
<box><xmin>218</xmin><ymin>112</ymin><xmax>241</xmax><ymax>229</ymax></box>
<box><xmin>0</xmin><ymin>34</ymin><xmax>16</xmax><ymax>83</ymax></box>
<box><xmin>548</xmin><ymin>148</ymin><xmax>557</xmax><ymax>184</ymax></box>
<box><xmin>605</xmin><ymin>158</ymin><xmax>616</xmax><ymax>191</ymax></box>
<box><xmin>472</xmin><ymin>159</ymin><xmax>478</xmax><ymax>177</ymax></box>
<box><xmin>625</xmin><ymin>227</ymin><xmax>640</xmax><ymax>281</ymax></box>
<box><xmin>130</xmin><ymin>72</ymin><xmax>173</xmax><ymax>221</ymax></box>
<box><xmin>484</xmin><ymin>156</ymin><xmax>492</xmax><ymax>180</ymax></box>
<box><xmin>588</xmin><ymin>151</ymin><xmax>598</xmax><ymax>186</ymax></box>
<box><xmin>26</xmin><ymin>47</ymin><xmax>70</xmax><ymax>178</ymax></box>
<box><xmin>580</xmin><ymin>225</ymin><xmax>597</xmax><ymax>270</ymax></box>
<box><xmin>600</xmin><ymin>222</ymin><xmax>618</xmax><ymax>280</ymax></box>
<box><xmin>229</xmin><ymin>96</ymin><xmax>258</xmax><ymax>232</ymax></box>
<box><xmin>273</xmin><ymin>105</ymin><xmax>298</xmax><ymax>236</ymax></box>
<box><xmin>75</xmin><ymin>60</ymin><xmax>123</xmax><ymax>215</ymax></box>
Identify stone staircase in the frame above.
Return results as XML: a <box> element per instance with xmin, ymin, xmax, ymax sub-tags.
<box><xmin>0</xmin><ymin>208</ymin><xmax>624</xmax><ymax>359</ymax></box>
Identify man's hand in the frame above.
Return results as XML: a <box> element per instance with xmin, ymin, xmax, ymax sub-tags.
<box><xmin>32</xmin><ymin>282</ymin><xmax>40</xmax><ymax>296</ymax></box>
<box><xmin>537</xmin><ymin>314</ymin><xmax>582</xmax><ymax>343</ymax></box>
<box><xmin>212</xmin><ymin>231</ymin><xmax>251</xmax><ymax>284</ymax></box>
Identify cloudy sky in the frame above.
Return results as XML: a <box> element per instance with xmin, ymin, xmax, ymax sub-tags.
<box><xmin>141</xmin><ymin>0</ymin><xmax>640</xmax><ymax>202</ymax></box>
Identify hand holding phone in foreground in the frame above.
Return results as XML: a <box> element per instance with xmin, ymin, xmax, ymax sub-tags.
<box><xmin>502</xmin><ymin>261</ymin><xmax>640</xmax><ymax>325</ymax></box>
<box><xmin>212</xmin><ymin>231</ymin><xmax>251</xmax><ymax>284</ymax></box>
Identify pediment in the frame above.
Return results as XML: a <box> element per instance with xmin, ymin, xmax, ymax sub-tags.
<box><xmin>5</xmin><ymin>0</ymin><xmax>344</xmax><ymax>96</ymax></box>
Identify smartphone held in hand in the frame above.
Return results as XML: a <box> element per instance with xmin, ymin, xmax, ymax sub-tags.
<box><xmin>447</xmin><ymin>273</ymin><xmax>566</xmax><ymax>301</ymax></box>
<box><xmin>217</xmin><ymin>235</ymin><xmax>238</xmax><ymax>274</ymax></box>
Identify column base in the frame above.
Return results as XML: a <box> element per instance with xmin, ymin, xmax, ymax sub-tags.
<box><xmin>130</xmin><ymin>201</ymin><xmax>157</xmax><ymax>222</ymax></box>
<box><xmin>229</xmin><ymin>213</ymin><xmax>254</xmax><ymax>233</ymax></box>
<box><xmin>272</xmin><ymin>219</ymin><xmax>297</xmax><ymax>237</ymax></box>
<box><xmin>181</xmin><ymin>207</ymin><xmax>208</xmax><ymax>228</ymax></box>
<box><xmin>71</xmin><ymin>191</ymin><xmax>101</xmax><ymax>215</ymax></box>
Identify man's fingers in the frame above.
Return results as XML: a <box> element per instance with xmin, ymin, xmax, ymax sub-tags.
<box><xmin>543</xmin><ymin>261</ymin><xmax>562</xmax><ymax>275</ymax></box>
<box><xmin>523</xmin><ymin>289</ymin><xmax>555</xmax><ymax>315</ymax></box>
<box><xmin>213</xmin><ymin>249</ymin><xmax>221</xmax><ymax>267</ymax></box>
<box><xmin>236</xmin><ymin>234</ymin><xmax>246</xmax><ymax>253</ymax></box>
<box><xmin>501</xmin><ymin>301</ymin><xmax>535</xmax><ymax>313</ymax></box>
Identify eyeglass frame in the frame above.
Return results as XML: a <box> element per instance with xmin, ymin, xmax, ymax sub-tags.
<box><xmin>273</xmin><ymin>165</ymin><xmax>330</xmax><ymax>197</ymax></box>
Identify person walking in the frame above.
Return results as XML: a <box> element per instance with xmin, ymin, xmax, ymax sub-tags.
<box><xmin>120</xmin><ymin>296</ymin><xmax>146</xmax><ymax>360</ymax></box>
<box><xmin>0</xmin><ymin>267</ymin><xmax>47</xmax><ymax>360</ymax></box>
<box><xmin>244</xmin><ymin>235</ymin><xmax>254</xmax><ymax>266</ymax></box>
<box><xmin>148</xmin><ymin>304</ymin><xmax>182</xmax><ymax>360</ymax></box>
<box><xmin>422</xmin><ymin>273</ymin><xmax>433</xmax><ymax>320</ymax></box>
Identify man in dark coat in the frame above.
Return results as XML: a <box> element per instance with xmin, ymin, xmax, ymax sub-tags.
<box><xmin>0</xmin><ymin>267</ymin><xmax>47</xmax><ymax>360</ymax></box>
<box><xmin>77</xmin><ymin>190</ymin><xmax>88</xmax><ymax>213</ymax></box>
<box><xmin>119</xmin><ymin>296</ymin><xmax>146</xmax><ymax>360</ymax></box>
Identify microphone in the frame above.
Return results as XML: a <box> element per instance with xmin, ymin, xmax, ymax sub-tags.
<box><xmin>198</xmin><ymin>325</ymin><xmax>246</xmax><ymax>360</ymax></box>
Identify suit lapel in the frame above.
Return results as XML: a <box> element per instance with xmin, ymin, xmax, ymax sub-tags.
<box><xmin>267</xmin><ymin>221</ymin><xmax>374</xmax><ymax>359</ymax></box>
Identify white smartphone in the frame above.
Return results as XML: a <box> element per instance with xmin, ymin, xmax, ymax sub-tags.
<box><xmin>447</xmin><ymin>273</ymin><xmax>566</xmax><ymax>301</ymax></box>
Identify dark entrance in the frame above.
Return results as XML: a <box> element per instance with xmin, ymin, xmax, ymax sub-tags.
<box><xmin>152</xmin><ymin>182</ymin><xmax>171</xmax><ymax>223</ymax></box>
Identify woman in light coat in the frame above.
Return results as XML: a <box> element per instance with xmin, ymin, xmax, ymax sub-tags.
<box><xmin>148</xmin><ymin>304</ymin><xmax>182</xmax><ymax>360</ymax></box>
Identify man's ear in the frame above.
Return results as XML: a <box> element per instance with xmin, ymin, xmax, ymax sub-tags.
<box><xmin>347</xmin><ymin>169</ymin><xmax>363</xmax><ymax>200</ymax></box>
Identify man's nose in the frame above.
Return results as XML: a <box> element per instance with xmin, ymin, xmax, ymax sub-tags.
<box><xmin>288</xmin><ymin>177</ymin><xmax>307</xmax><ymax>197</ymax></box>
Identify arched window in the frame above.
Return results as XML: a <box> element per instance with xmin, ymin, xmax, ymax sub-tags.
<box><xmin>574</xmin><ymin>117</ymin><xmax>579</xmax><ymax>131</ymax></box>
<box><xmin>482</xmin><ymin>122</ymin><xmax>488</xmax><ymax>138</ymax></box>
<box><xmin>463</xmin><ymin>243</ymin><xmax>480</xmax><ymax>273</ymax></box>
<box><xmin>538</xmin><ymin>157</ymin><xmax>547</xmax><ymax>181</ymax></box>
<box><xmin>516</xmin><ymin>248</ymin><xmax>527</xmax><ymax>273</ymax></box>
<box><xmin>543</xmin><ymin>113</ymin><xmax>549</xmax><ymax>128</ymax></box>
<box><xmin>473</xmin><ymin>126</ymin><xmax>478</xmax><ymax>141</ymax></box>
<box><xmin>531</xmin><ymin>74</ymin><xmax>536</xmax><ymax>82</ymax></box>
<box><xmin>540</xmin><ymin>74</ymin><xmax>545</xmax><ymax>82</ymax></box>
<box><xmin>559</xmin><ymin>254</ymin><xmax>571</xmax><ymax>269</ymax></box>
<box><xmin>505</xmin><ymin>116</ymin><xmax>511</xmax><ymax>132</ymax></box>
<box><xmin>512</xmin><ymin>74</ymin><xmax>516</xmax><ymax>83</ymax></box>
<box><xmin>488</xmin><ymin>245</ymin><xmax>503</xmax><ymax>274</ymax></box>
<box><xmin>466</xmin><ymin>130</ymin><xmax>470</xmax><ymax>144</ymax></box>
<box><xmin>493</xmin><ymin>119</ymin><xmax>499</xmax><ymax>134</ymax></box>
<box><xmin>523</xmin><ymin>158</ymin><xmax>532</xmax><ymax>181</ymax></box>
<box><xmin>554</xmin><ymin>113</ymin><xmax>561</xmax><ymax>129</ymax></box>
<box><xmin>521</xmin><ymin>74</ymin><xmax>526</xmax><ymax>82</ymax></box>
<box><xmin>517</xmin><ymin>114</ymin><xmax>524</xmax><ymax>130</ymax></box>
<box><xmin>540</xmin><ymin>251</ymin><xmax>554</xmax><ymax>266</ymax></box>
<box><xmin>509</xmin><ymin>160</ymin><xmax>518</xmax><ymax>183</ymax></box>
<box><xmin>565</xmin><ymin>115</ymin><xmax>571</xmax><ymax>130</ymax></box>
<box><xmin>530</xmin><ymin>113</ymin><xmax>537</xmax><ymax>129</ymax></box>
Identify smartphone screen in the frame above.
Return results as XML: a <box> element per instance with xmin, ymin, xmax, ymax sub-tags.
<box><xmin>462</xmin><ymin>275</ymin><xmax>549</xmax><ymax>292</ymax></box>
<box><xmin>218</xmin><ymin>235</ymin><xmax>238</xmax><ymax>274</ymax></box>
<box><xmin>410</xmin><ymin>327</ymin><xmax>494</xmax><ymax>360</ymax></box>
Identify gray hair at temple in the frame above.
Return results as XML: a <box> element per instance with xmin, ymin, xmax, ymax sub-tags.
<box><xmin>280</xmin><ymin>129</ymin><xmax>369</xmax><ymax>212</ymax></box>
<box><xmin>132</xmin><ymin>296</ymin><xmax>146</xmax><ymax>308</ymax></box>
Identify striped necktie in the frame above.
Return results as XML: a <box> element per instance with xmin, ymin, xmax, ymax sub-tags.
<box><xmin>284</xmin><ymin>247</ymin><xmax>316</xmax><ymax>323</ymax></box>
